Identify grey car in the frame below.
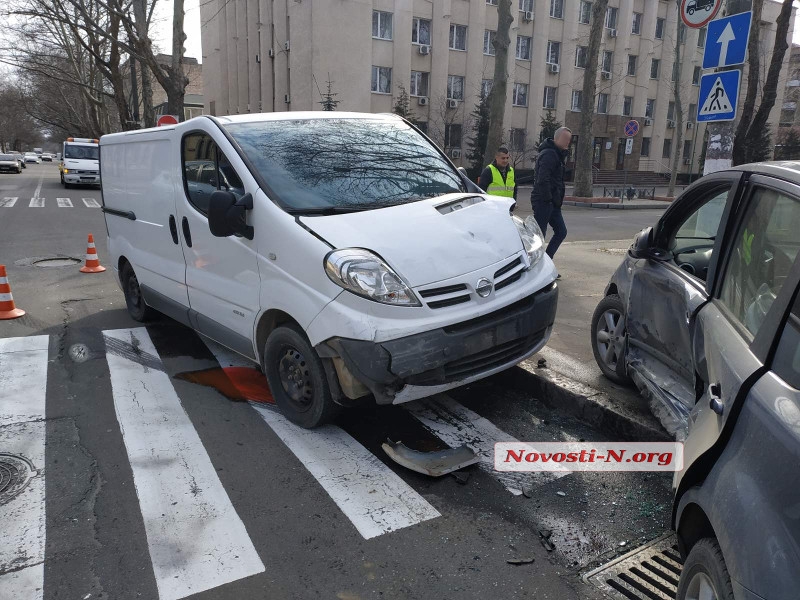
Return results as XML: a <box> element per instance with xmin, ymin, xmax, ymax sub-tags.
<box><xmin>591</xmin><ymin>162</ymin><xmax>800</xmax><ymax>600</ymax></box>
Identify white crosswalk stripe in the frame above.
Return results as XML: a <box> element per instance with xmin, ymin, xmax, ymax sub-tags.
<box><xmin>0</xmin><ymin>197</ymin><xmax>17</xmax><ymax>207</ymax></box>
<box><xmin>57</xmin><ymin>197</ymin><xmax>73</xmax><ymax>207</ymax></box>
<box><xmin>82</xmin><ymin>198</ymin><xmax>100</xmax><ymax>208</ymax></box>
<box><xmin>29</xmin><ymin>198</ymin><xmax>44</xmax><ymax>207</ymax></box>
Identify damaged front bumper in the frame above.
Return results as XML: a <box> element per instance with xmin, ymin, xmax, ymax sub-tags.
<box><xmin>316</xmin><ymin>282</ymin><xmax>558</xmax><ymax>405</ymax></box>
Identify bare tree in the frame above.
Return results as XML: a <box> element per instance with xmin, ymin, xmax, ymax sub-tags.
<box><xmin>668</xmin><ymin>6</ymin><xmax>685</xmax><ymax>197</ymax></box>
<box><xmin>481</xmin><ymin>0</ymin><xmax>513</xmax><ymax>167</ymax></box>
<box><xmin>731</xmin><ymin>0</ymin><xmax>764</xmax><ymax>165</ymax></box>
<box><xmin>573</xmin><ymin>0</ymin><xmax>608</xmax><ymax>197</ymax></box>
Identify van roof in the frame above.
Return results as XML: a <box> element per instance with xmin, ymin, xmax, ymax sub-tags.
<box><xmin>214</xmin><ymin>111</ymin><xmax>403</xmax><ymax>125</ymax></box>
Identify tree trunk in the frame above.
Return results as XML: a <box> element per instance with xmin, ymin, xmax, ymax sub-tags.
<box><xmin>573</xmin><ymin>0</ymin><xmax>608</xmax><ymax>197</ymax></box>
<box><xmin>741</xmin><ymin>0</ymin><xmax>793</xmax><ymax>159</ymax></box>
<box><xmin>481</xmin><ymin>0</ymin><xmax>513</xmax><ymax>168</ymax></box>
<box><xmin>731</xmin><ymin>0</ymin><xmax>764</xmax><ymax>166</ymax></box>
<box><xmin>131</xmin><ymin>0</ymin><xmax>156</xmax><ymax>127</ymax></box>
<box><xmin>668</xmin><ymin>3</ymin><xmax>684</xmax><ymax>198</ymax></box>
<box><xmin>168</xmin><ymin>0</ymin><xmax>188</xmax><ymax>119</ymax></box>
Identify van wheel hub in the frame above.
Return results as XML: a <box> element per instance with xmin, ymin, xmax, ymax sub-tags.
<box><xmin>278</xmin><ymin>348</ymin><xmax>313</xmax><ymax>408</ymax></box>
<box><xmin>684</xmin><ymin>572</ymin><xmax>719</xmax><ymax>600</ymax></box>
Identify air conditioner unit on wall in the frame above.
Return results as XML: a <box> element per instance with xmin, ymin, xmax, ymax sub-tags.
<box><xmin>644</xmin><ymin>118</ymin><xmax>653</xmax><ymax>126</ymax></box>
<box><xmin>448</xmin><ymin>99</ymin><xmax>459</xmax><ymax>109</ymax></box>
<box><xmin>450</xmin><ymin>149</ymin><xmax>462</xmax><ymax>159</ymax></box>
<box><xmin>418</xmin><ymin>96</ymin><xmax>429</xmax><ymax>106</ymax></box>
<box><xmin>684</xmin><ymin>158</ymin><xmax>691</xmax><ymax>165</ymax></box>
<box><xmin>268</xmin><ymin>48</ymin><xmax>275</xmax><ymax>58</ymax></box>
<box><xmin>686</xmin><ymin>122</ymin><xmax>694</xmax><ymax>129</ymax></box>
<box><xmin>284</xmin><ymin>41</ymin><xmax>290</xmax><ymax>51</ymax></box>
<box><xmin>609</xmin><ymin>29</ymin><xmax>618</xmax><ymax>38</ymax></box>
<box><xmin>667</xmin><ymin>120</ymin><xmax>676</xmax><ymax>128</ymax></box>
<box><xmin>419</xmin><ymin>45</ymin><xmax>431</xmax><ymax>55</ymax></box>
<box><xmin>523</xmin><ymin>11</ymin><xmax>533</xmax><ymax>22</ymax></box>
<box><xmin>284</xmin><ymin>94</ymin><xmax>291</xmax><ymax>104</ymax></box>
<box><xmin>548</xmin><ymin>63</ymin><xmax>560</xmax><ymax>74</ymax></box>
<box><xmin>601</xmin><ymin>71</ymin><xmax>611</xmax><ymax>79</ymax></box>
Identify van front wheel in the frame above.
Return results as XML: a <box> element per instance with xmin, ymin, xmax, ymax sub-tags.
<box><xmin>263</xmin><ymin>325</ymin><xmax>339</xmax><ymax>428</ymax></box>
<box><xmin>121</xmin><ymin>262</ymin><xmax>156</xmax><ymax>322</ymax></box>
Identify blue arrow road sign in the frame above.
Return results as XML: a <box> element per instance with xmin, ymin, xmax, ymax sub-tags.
<box><xmin>697</xmin><ymin>70</ymin><xmax>741</xmax><ymax>122</ymax></box>
<box><xmin>703</xmin><ymin>11</ymin><xmax>752</xmax><ymax>69</ymax></box>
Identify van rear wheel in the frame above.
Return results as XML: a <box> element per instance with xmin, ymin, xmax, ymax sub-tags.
<box><xmin>263</xmin><ymin>325</ymin><xmax>339</xmax><ymax>428</ymax></box>
<box><xmin>121</xmin><ymin>262</ymin><xmax>156</xmax><ymax>322</ymax></box>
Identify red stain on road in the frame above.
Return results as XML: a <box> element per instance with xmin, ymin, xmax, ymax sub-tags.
<box><xmin>176</xmin><ymin>366</ymin><xmax>275</xmax><ymax>404</ymax></box>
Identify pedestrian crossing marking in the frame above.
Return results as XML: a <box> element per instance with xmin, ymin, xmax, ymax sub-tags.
<box><xmin>699</xmin><ymin>77</ymin><xmax>733</xmax><ymax>116</ymax></box>
<box><xmin>82</xmin><ymin>198</ymin><xmax>100</xmax><ymax>208</ymax></box>
<box><xmin>57</xmin><ymin>197</ymin><xmax>73</xmax><ymax>208</ymax></box>
<box><xmin>29</xmin><ymin>198</ymin><xmax>44</xmax><ymax>207</ymax></box>
<box><xmin>0</xmin><ymin>197</ymin><xmax>17</xmax><ymax>207</ymax></box>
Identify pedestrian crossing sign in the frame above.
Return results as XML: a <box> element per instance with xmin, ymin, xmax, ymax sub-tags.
<box><xmin>697</xmin><ymin>69</ymin><xmax>741</xmax><ymax>122</ymax></box>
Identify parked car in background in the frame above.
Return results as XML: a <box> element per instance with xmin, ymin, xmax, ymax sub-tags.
<box><xmin>41</xmin><ymin>153</ymin><xmax>53</xmax><ymax>162</ymax></box>
<box><xmin>24</xmin><ymin>152</ymin><xmax>41</xmax><ymax>164</ymax></box>
<box><xmin>0</xmin><ymin>153</ymin><xmax>23</xmax><ymax>173</ymax></box>
<box><xmin>591</xmin><ymin>162</ymin><xmax>800</xmax><ymax>600</ymax></box>
<box><xmin>12</xmin><ymin>153</ymin><xmax>26</xmax><ymax>169</ymax></box>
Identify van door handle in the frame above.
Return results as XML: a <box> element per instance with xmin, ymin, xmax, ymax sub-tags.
<box><xmin>708</xmin><ymin>383</ymin><xmax>724</xmax><ymax>416</ymax></box>
<box><xmin>168</xmin><ymin>215</ymin><xmax>179</xmax><ymax>244</ymax></box>
<box><xmin>181</xmin><ymin>216</ymin><xmax>192</xmax><ymax>248</ymax></box>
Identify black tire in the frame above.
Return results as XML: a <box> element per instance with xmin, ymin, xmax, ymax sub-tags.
<box><xmin>590</xmin><ymin>294</ymin><xmax>632</xmax><ymax>386</ymax></box>
<box><xmin>263</xmin><ymin>324</ymin><xmax>340</xmax><ymax>428</ymax></box>
<box><xmin>121</xmin><ymin>262</ymin><xmax>157</xmax><ymax>322</ymax></box>
<box><xmin>677</xmin><ymin>538</ymin><xmax>735</xmax><ymax>600</ymax></box>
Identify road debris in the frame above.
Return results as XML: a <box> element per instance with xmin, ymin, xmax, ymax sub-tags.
<box><xmin>381</xmin><ymin>439</ymin><xmax>479</xmax><ymax>477</ymax></box>
<box><xmin>537</xmin><ymin>358</ymin><xmax>547</xmax><ymax>368</ymax></box>
<box><xmin>451</xmin><ymin>471</ymin><xmax>471</xmax><ymax>485</ymax></box>
<box><xmin>506</xmin><ymin>557</ymin><xmax>535</xmax><ymax>565</ymax></box>
<box><xmin>539</xmin><ymin>529</ymin><xmax>556</xmax><ymax>552</ymax></box>
<box><xmin>556</xmin><ymin>491</ymin><xmax>566</xmax><ymax>497</ymax></box>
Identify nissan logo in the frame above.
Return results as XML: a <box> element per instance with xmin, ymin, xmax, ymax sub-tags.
<box><xmin>476</xmin><ymin>278</ymin><xmax>493</xmax><ymax>298</ymax></box>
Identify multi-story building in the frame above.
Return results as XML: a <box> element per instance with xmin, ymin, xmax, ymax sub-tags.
<box><xmin>200</xmin><ymin>0</ymin><xmax>794</xmax><ymax>176</ymax></box>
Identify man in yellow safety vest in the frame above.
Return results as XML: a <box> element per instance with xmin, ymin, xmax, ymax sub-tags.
<box><xmin>479</xmin><ymin>146</ymin><xmax>517</xmax><ymax>199</ymax></box>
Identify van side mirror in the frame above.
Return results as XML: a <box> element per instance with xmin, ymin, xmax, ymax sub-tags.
<box><xmin>629</xmin><ymin>226</ymin><xmax>653</xmax><ymax>259</ymax></box>
<box><xmin>208</xmin><ymin>191</ymin><xmax>254</xmax><ymax>240</ymax></box>
<box><xmin>457</xmin><ymin>166</ymin><xmax>483</xmax><ymax>194</ymax></box>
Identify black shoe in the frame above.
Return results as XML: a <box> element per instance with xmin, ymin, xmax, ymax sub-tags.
<box><xmin>556</xmin><ymin>273</ymin><xmax>562</xmax><ymax>280</ymax></box>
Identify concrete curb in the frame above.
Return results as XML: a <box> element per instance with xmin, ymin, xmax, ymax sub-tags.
<box><xmin>505</xmin><ymin>359</ymin><xmax>672</xmax><ymax>442</ymax></box>
<box><xmin>563</xmin><ymin>201</ymin><xmax>669</xmax><ymax>210</ymax></box>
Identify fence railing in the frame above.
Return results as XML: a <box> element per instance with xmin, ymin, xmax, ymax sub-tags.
<box><xmin>603</xmin><ymin>186</ymin><xmax>657</xmax><ymax>200</ymax></box>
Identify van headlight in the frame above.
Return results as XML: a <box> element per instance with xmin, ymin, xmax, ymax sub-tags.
<box><xmin>513</xmin><ymin>215</ymin><xmax>545</xmax><ymax>266</ymax></box>
<box><xmin>325</xmin><ymin>248</ymin><xmax>421</xmax><ymax>306</ymax></box>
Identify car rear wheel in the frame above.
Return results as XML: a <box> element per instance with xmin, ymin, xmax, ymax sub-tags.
<box><xmin>121</xmin><ymin>262</ymin><xmax>156</xmax><ymax>322</ymax></box>
<box><xmin>677</xmin><ymin>538</ymin><xmax>735</xmax><ymax>600</ymax></box>
<box><xmin>591</xmin><ymin>294</ymin><xmax>632</xmax><ymax>386</ymax></box>
<box><xmin>263</xmin><ymin>324</ymin><xmax>340</xmax><ymax>428</ymax></box>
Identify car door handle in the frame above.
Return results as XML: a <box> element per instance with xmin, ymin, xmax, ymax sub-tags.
<box><xmin>708</xmin><ymin>383</ymin><xmax>724</xmax><ymax>416</ymax></box>
<box><xmin>168</xmin><ymin>215</ymin><xmax>179</xmax><ymax>245</ymax></box>
<box><xmin>181</xmin><ymin>216</ymin><xmax>192</xmax><ymax>248</ymax></box>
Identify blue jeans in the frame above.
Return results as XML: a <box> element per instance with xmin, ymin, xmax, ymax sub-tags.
<box><xmin>532</xmin><ymin>200</ymin><xmax>567</xmax><ymax>258</ymax></box>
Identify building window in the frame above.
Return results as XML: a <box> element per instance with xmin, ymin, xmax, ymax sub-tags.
<box><xmin>543</xmin><ymin>86</ymin><xmax>556</xmax><ymax>109</ymax></box>
<box><xmin>668</xmin><ymin>101</ymin><xmax>676</xmax><ymax>121</ymax></box>
<box><xmin>597</xmin><ymin>93</ymin><xmax>609</xmax><ymax>114</ymax></box>
<box><xmin>487</xmin><ymin>0</ymin><xmax>498</xmax><ymax>5</ymax></box>
<box><xmin>416</xmin><ymin>121</ymin><xmax>428</xmax><ymax>134</ymax></box>
<box><xmin>372</xmin><ymin>11</ymin><xmax>393</xmax><ymax>40</ymax></box>
<box><xmin>371</xmin><ymin>66</ymin><xmax>392</xmax><ymax>93</ymax></box>
<box><xmin>513</xmin><ymin>83</ymin><xmax>529</xmax><ymax>106</ymax></box>
<box><xmin>447</xmin><ymin>75</ymin><xmax>465</xmax><ymax>100</ymax></box>
<box><xmin>655</xmin><ymin>17</ymin><xmax>665</xmax><ymax>40</ymax></box>
<box><xmin>445</xmin><ymin>123</ymin><xmax>463</xmax><ymax>148</ymax></box>
<box><xmin>689</xmin><ymin>103</ymin><xmax>697</xmax><ymax>120</ymax></box>
<box><xmin>516</xmin><ymin>35</ymin><xmax>532</xmax><ymax>60</ymax></box>
<box><xmin>449</xmin><ymin>24</ymin><xmax>468</xmax><ymax>50</ymax></box>
<box><xmin>547</xmin><ymin>40</ymin><xmax>560</xmax><ymax>65</ymax></box>
<box><xmin>623</xmin><ymin>96</ymin><xmax>633</xmax><ymax>116</ymax></box>
<box><xmin>410</xmin><ymin>71</ymin><xmax>429</xmax><ymax>97</ymax></box>
<box><xmin>698</xmin><ymin>27</ymin><xmax>707</xmax><ymax>49</ymax></box>
<box><xmin>602</xmin><ymin>50</ymin><xmax>613</xmax><ymax>73</ymax></box>
<box><xmin>693</xmin><ymin>66</ymin><xmax>701</xmax><ymax>85</ymax></box>
<box><xmin>510</xmin><ymin>128</ymin><xmax>526</xmax><ymax>151</ymax></box>
<box><xmin>641</xmin><ymin>137</ymin><xmax>651</xmax><ymax>156</ymax></box>
<box><xmin>683</xmin><ymin>140</ymin><xmax>692</xmax><ymax>159</ymax></box>
<box><xmin>575</xmin><ymin>46</ymin><xmax>588</xmax><ymax>68</ymax></box>
<box><xmin>579</xmin><ymin>1</ymin><xmax>592</xmax><ymax>24</ymax></box>
<box><xmin>519</xmin><ymin>0</ymin><xmax>533</xmax><ymax>12</ymax></box>
<box><xmin>571</xmin><ymin>90</ymin><xmax>582</xmax><ymax>111</ymax></box>
<box><xmin>484</xmin><ymin>30</ymin><xmax>496</xmax><ymax>55</ymax></box>
<box><xmin>645</xmin><ymin>98</ymin><xmax>655</xmax><ymax>118</ymax></box>
<box><xmin>627</xmin><ymin>55</ymin><xmax>637</xmax><ymax>76</ymax></box>
<box><xmin>650</xmin><ymin>58</ymin><xmax>660</xmax><ymax>79</ymax></box>
<box><xmin>412</xmin><ymin>17</ymin><xmax>431</xmax><ymax>46</ymax></box>
<box><xmin>550</xmin><ymin>0</ymin><xmax>563</xmax><ymax>19</ymax></box>
<box><xmin>481</xmin><ymin>79</ymin><xmax>493</xmax><ymax>98</ymax></box>
<box><xmin>672</xmin><ymin>61</ymin><xmax>679</xmax><ymax>82</ymax></box>
<box><xmin>663</xmin><ymin>138</ymin><xmax>672</xmax><ymax>159</ymax></box>
<box><xmin>605</xmin><ymin>6</ymin><xmax>618</xmax><ymax>29</ymax></box>
<box><xmin>631</xmin><ymin>12</ymin><xmax>642</xmax><ymax>35</ymax></box>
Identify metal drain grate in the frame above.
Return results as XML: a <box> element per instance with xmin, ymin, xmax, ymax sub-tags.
<box><xmin>583</xmin><ymin>533</ymin><xmax>683</xmax><ymax>600</ymax></box>
<box><xmin>0</xmin><ymin>453</ymin><xmax>37</xmax><ymax>505</ymax></box>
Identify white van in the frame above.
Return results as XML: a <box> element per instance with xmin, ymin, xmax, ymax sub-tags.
<box><xmin>61</xmin><ymin>137</ymin><xmax>100</xmax><ymax>187</ymax></box>
<box><xmin>100</xmin><ymin>112</ymin><xmax>558</xmax><ymax>427</ymax></box>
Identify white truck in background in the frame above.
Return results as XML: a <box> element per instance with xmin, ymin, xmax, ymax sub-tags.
<box><xmin>60</xmin><ymin>137</ymin><xmax>101</xmax><ymax>188</ymax></box>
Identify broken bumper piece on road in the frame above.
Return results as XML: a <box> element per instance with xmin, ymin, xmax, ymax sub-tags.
<box><xmin>382</xmin><ymin>440</ymin><xmax>479</xmax><ymax>477</ymax></box>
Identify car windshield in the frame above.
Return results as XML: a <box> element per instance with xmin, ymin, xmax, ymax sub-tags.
<box><xmin>0</xmin><ymin>154</ymin><xmax>15</xmax><ymax>160</ymax></box>
<box><xmin>64</xmin><ymin>145</ymin><xmax>99</xmax><ymax>160</ymax></box>
<box><xmin>224</xmin><ymin>118</ymin><xmax>465</xmax><ymax>213</ymax></box>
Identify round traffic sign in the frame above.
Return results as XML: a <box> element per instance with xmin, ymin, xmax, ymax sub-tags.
<box><xmin>624</xmin><ymin>120</ymin><xmax>640</xmax><ymax>137</ymax></box>
<box><xmin>680</xmin><ymin>0</ymin><xmax>722</xmax><ymax>29</ymax></box>
<box><xmin>157</xmin><ymin>114</ymin><xmax>179</xmax><ymax>126</ymax></box>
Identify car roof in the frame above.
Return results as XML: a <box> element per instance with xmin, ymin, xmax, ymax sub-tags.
<box><xmin>730</xmin><ymin>160</ymin><xmax>800</xmax><ymax>186</ymax></box>
<box><xmin>212</xmin><ymin>111</ymin><xmax>404</xmax><ymax>125</ymax></box>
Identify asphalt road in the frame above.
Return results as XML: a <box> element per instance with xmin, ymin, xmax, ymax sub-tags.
<box><xmin>0</xmin><ymin>165</ymin><xmax>672</xmax><ymax>600</ymax></box>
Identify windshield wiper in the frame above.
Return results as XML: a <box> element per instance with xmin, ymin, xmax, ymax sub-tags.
<box><xmin>290</xmin><ymin>206</ymin><xmax>373</xmax><ymax>216</ymax></box>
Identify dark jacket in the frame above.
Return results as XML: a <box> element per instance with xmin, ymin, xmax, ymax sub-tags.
<box><xmin>479</xmin><ymin>162</ymin><xmax>518</xmax><ymax>200</ymax></box>
<box><xmin>530</xmin><ymin>138</ymin><xmax>568</xmax><ymax>207</ymax></box>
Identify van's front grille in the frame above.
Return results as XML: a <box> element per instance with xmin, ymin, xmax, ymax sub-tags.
<box><xmin>442</xmin><ymin>334</ymin><xmax>542</xmax><ymax>380</ymax></box>
<box><xmin>427</xmin><ymin>295</ymin><xmax>471</xmax><ymax>309</ymax></box>
<box><xmin>493</xmin><ymin>256</ymin><xmax>525</xmax><ymax>293</ymax></box>
<box><xmin>419</xmin><ymin>284</ymin><xmax>468</xmax><ymax>298</ymax></box>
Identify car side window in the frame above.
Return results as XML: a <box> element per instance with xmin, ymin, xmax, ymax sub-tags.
<box><xmin>719</xmin><ymin>187</ymin><xmax>800</xmax><ymax>337</ymax></box>
<box><xmin>772</xmin><ymin>292</ymin><xmax>800</xmax><ymax>390</ymax></box>
<box><xmin>183</xmin><ymin>132</ymin><xmax>216</xmax><ymax>214</ymax></box>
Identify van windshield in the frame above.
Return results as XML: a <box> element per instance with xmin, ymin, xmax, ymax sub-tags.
<box><xmin>224</xmin><ymin>118</ymin><xmax>465</xmax><ymax>213</ymax></box>
<box><xmin>64</xmin><ymin>145</ymin><xmax>99</xmax><ymax>160</ymax></box>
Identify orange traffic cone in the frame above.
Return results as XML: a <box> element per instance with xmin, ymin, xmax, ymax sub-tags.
<box><xmin>80</xmin><ymin>234</ymin><xmax>106</xmax><ymax>273</ymax></box>
<box><xmin>0</xmin><ymin>265</ymin><xmax>25</xmax><ymax>320</ymax></box>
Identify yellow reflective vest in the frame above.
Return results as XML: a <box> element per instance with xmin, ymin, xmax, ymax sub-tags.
<box><xmin>486</xmin><ymin>164</ymin><xmax>515</xmax><ymax>197</ymax></box>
